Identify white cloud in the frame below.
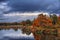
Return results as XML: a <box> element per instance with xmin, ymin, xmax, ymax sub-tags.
<box><xmin>3</xmin><ymin>12</ymin><xmax>50</xmax><ymax>22</ymax></box>
<box><xmin>4</xmin><ymin>12</ymin><xmax>49</xmax><ymax>16</ymax></box>
<box><xmin>0</xmin><ymin>2</ymin><xmax>11</xmax><ymax>21</ymax></box>
<box><xmin>0</xmin><ymin>2</ymin><xmax>11</xmax><ymax>13</ymax></box>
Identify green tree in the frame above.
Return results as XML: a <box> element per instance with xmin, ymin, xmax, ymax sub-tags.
<box><xmin>26</xmin><ymin>19</ymin><xmax>32</xmax><ymax>26</ymax></box>
<box><xmin>50</xmin><ymin>14</ymin><xmax>58</xmax><ymax>25</ymax></box>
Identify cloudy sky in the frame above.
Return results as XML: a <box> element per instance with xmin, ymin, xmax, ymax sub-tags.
<box><xmin>0</xmin><ymin>0</ymin><xmax>60</xmax><ymax>22</ymax></box>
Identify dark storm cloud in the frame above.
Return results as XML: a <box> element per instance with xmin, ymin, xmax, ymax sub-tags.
<box><xmin>0</xmin><ymin>0</ymin><xmax>7</xmax><ymax>2</ymax></box>
<box><xmin>52</xmin><ymin>9</ymin><xmax>60</xmax><ymax>13</ymax></box>
<box><xmin>4</xmin><ymin>0</ymin><xmax>60</xmax><ymax>13</ymax></box>
<box><xmin>7</xmin><ymin>0</ymin><xmax>41</xmax><ymax>12</ymax></box>
<box><xmin>0</xmin><ymin>0</ymin><xmax>60</xmax><ymax>13</ymax></box>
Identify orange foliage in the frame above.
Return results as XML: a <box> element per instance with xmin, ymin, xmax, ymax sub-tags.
<box><xmin>33</xmin><ymin>14</ymin><xmax>52</xmax><ymax>27</ymax></box>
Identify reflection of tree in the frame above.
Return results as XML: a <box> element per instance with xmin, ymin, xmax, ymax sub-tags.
<box><xmin>14</xmin><ymin>28</ymin><xmax>18</xmax><ymax>31</ymax></box>
<box><xmin>21</xmin><ymin>26</ymin><xmax>31</xmax><ymax>35</ymax></box>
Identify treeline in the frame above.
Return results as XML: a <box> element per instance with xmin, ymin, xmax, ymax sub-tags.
<box><xmin>20</xmin><ymin>19</ymin><xmax>32</xmax><ymax>26</ymax></box>
<box><xmin>0</xmin><ymin>22</ymin><xmax>20</xmax><ymax>26</ymax></box>
<box><xmin>0</xmin><ymin>19</ymin><xmax>32</xmax><ymax>26</ymax></box>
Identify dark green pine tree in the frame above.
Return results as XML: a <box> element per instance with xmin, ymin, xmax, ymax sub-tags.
<box><xmin>50</xmin><ymin>14</ymin><xmax>58</xmax><ymax>25</ymax></box>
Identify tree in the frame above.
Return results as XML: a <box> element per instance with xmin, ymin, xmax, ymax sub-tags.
<box><xmin>20</xmin><ymin>21</ymin><xmax>26</xmax><ymax>26</ymax></box>
<box><xmin>26</xmin><ymin>19</ymin><xmax>32</xmax><ymax>26</ymax></box>
<box><xmin>33</xmin><ymin>14</ymin><xmax>52</xmax><ymax>27</ymax></box>
<box><xmin>50</xmin><ymin>14</ymin><xmax>58</xmax><ymax>25</ymax></box>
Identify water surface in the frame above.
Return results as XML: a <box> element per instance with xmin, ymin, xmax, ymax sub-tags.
<box><xmin>0</xmin><ymin>29</ymin><xmax>34</xmax><ymax>40</ymax></box>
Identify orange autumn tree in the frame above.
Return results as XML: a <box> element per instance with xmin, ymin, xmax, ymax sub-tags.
<box><xmin>33</xmin><ymin>14</ymin><xmax>52</xmax><ymax>29</ymax></box>
<box><xmin>31</xmin><ymin>14</ymin><xmax>53</xmax><ymax>40</ymax></box>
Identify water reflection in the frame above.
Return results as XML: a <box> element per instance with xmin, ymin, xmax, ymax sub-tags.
<box><xmin>0</xmin><ymin>29</ymin><xmax>34</xmax><ymax>40</ymax></box>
